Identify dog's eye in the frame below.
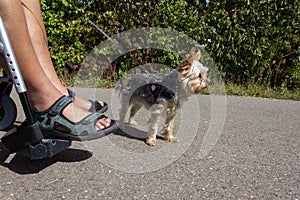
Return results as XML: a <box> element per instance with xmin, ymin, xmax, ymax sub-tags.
<box><xmin>198</xmin><ymin>73</ymin><xmax>202</xmax><ymax>78</ymax></box>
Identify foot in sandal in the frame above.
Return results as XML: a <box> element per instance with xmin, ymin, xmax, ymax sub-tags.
<box><xmin>34</xmin><ymin>96</ymin><xmax>118</xmax><ymax>141</ymax></box>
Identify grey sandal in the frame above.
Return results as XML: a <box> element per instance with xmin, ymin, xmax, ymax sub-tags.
<box><xmin>67</xmin><ymin>89</ymin><xmax>108</xmax><ymax>113</ymax></box>
<box><xmin>34</xmin><ymin>96</ymin><xmax>118</xmax><ymax>141</ymax></box>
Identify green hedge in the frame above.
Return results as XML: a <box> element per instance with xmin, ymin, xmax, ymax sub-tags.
<box><xmin>41</xmin><ymin>0</ymin><xmax>299</xmax><ymax>90</ymax></box>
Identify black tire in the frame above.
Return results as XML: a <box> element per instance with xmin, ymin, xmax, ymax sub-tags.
<box><xmin>0</xmin><ymin>72</ymin><xmax>13</xmax><ymax>95</ymax></box>
<box><xmin>0</xmin><ymin>94</ymin><xmax>17</xmax><ymax>130</ymax></box>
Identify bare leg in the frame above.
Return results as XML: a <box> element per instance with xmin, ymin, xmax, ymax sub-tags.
<box><xmin>21</xmin><ymin>0</ymin><xmax>59</xmax><ymax>88</ymax></box>
<box><xmin>20</xmin><ymin>0</ymin><xmax>105</xmax><ymax>111</ymax></box>
<box><xmin>0</xmin><ymin>0</ymin><xmax>110</xmax><ymax>129</ymax></box>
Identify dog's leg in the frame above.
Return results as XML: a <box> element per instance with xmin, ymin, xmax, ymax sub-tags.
<box><xmin>119</xmin><ymin>99</ymin><xmax>129</xmax><ymax>129</ymax></box>
<box><xmin>161</xmin><ymin>112</ymin><xmax>179</xmax><ymax>143</ymax></box>
<box><xmin>146</xmin><ymin>104</ymin><xmax>164</xmax><ymax>146</ymax></box>
<box><xmin>129</xmin><ymin>102</ymin><xmax>142</xmax><ymax>126</ymax></box>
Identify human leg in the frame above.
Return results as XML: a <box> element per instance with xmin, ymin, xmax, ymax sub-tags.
<box><xmin>20</xmin><ymin>0</ymin><xmax>107</xmax><ymax>112</ymax></box>
<box><xmin>0</xmin><ymin>0</ymin><xmax>113</xmax><ymax>134</ymax></box>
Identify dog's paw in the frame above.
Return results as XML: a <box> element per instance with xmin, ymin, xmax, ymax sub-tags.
<box><xmin>146</xmin><ymin>137</ymin><xmax>157</xmax><ymax>146</ymax></box>
<box><xmin>129</xmin><ymin>118</ymin><xmax>138</xmax><ymax>126</ymax></box>
<box><xmin>165</xmin><ymin>136</ymin><xmax>179</xmax><ymax>143</ymax></box>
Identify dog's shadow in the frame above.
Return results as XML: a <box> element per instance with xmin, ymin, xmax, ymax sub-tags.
<box><xmin>113</xmin><ymin>122</ymin><xmax>164</xmax><ymax>141</ymax></box>
<box><xmin>0</xmin><ymin>142</ymin><xmax>92</xmax><ymax>174</ymax></box>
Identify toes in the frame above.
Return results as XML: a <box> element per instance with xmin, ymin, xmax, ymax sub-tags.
<box><xmin>96</xmin><ymin>117</ymin><xmax>112</xmax><ymax>130</ymax></box>
<box><xmin>98</xmin><ymin>101</ymin><xmax>104</xmax><ymax>107</ymax></box>
<box><xmin>95</xmin><ymin>121</ymin><xmax>104</xmax><ymax>131</ymax></box>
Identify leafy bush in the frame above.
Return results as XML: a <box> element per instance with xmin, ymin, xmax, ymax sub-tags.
<box><xmin>41</xmin><ymin>0</ymin><xmax>299</xmax><ymax>90</ymax></box>
<box><xmin>205</xmin><ymin>0</ymin><xmax>300</xmax><ymax>90</ymax></box>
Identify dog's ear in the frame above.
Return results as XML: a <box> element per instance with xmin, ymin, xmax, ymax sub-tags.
<box><xmin>178</xmin><ymin>59</ymin><xmax>192</xmax><ymax>76</ymax></box>
<box><xmin>187</xmin><ymin>48</ymin><xmax>201</xmax><ymax>61</ymax></box>
<box><xmin>195</xmin><ymin>50</ymin><xmax>201</xmax><ymax>61</ymax></box>
<box><xmin>189</xmin><ymin>47</ymin><xmax>196</xmax><ymax>57</ymax></box>
<box><xmin>200</xmin><ymin>66</ymin><xmax>208</xmax><ymax>78</ymax></box>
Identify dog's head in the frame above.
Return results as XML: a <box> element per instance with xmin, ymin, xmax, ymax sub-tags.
<box><xmin>177</xmin><ymin>48</ymin><xmax>209</xmax><ymax>95</ymax></box>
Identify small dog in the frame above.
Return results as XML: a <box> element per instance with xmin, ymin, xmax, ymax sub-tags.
<box><xmin>117</xmin><ymin>48</ymin><xmax>209</xmax><ymax>145</ymax></box>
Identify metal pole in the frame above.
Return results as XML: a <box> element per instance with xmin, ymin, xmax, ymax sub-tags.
<box><xmin>0</xmin><ymin>16</ymin><xmax>35</xmax><ymax>124</ymax></box>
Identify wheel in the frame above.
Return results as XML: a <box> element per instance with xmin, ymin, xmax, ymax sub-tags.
<box><xmin>0</xmin><ymin>72</ymin><xmax>13</xmax><ymax>95</ymax></box>
<box><xmin>0</xmin><ymin>94</ymin><xmax>17</xmax><ymax>130</ymax></box>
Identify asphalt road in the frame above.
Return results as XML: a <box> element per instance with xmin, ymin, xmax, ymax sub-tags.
<box><xmin>0</xmin><ymin>88</ymin><xmax>299</xmax><ymax>199</ymax></box>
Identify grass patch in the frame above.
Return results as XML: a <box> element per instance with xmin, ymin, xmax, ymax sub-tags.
<box><xmin>225</xmin><ymin>82</ymin><xmax>300</xmax><ymax>101</ymax></box>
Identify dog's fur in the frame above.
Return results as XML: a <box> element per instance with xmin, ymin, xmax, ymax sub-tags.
<box><xmin>117</xmin><ymin>48</ymin><xmax>209</xmax><ymax>145</ymax></box>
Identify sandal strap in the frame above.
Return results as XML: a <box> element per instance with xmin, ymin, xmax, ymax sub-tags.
<box><xmin>88</xmin><ymin>100</ymin><xmax>107</xmax><ymax>112</ymax></box>
<box><xmin>67</xmin><ymin>88</ymin><xmax>76</xmax><ymax>98</ymax></box>
<box><xmin>67</xmin><ymin>88</ymin><xmax>108</xmax><ymax>113</ymax></box>
<box><xmin>48</xmin><ymin>95</ymin><xmax>73</xmax><ymax>117</ymax></box>
<box><xmin>74</xmin><ymin>112</ymin><xmax>106</xmax><ymax>135</ymax></box>
<box><xmin>34</xmin><ymin>96</ymin><xmax>72</xmax><ymax>130</ymax></box>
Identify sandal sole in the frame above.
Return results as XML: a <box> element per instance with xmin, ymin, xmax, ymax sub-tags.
<box><xmin>41</xmin><ymin>120</ymin><xmax>119</xmax><ymax>141</ymax></box>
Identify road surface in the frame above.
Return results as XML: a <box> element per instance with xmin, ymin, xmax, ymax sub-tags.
<box><xmin>0</xmin><ymin>88</ymin><xmax>299</xmax><ymax>199</ymax></box>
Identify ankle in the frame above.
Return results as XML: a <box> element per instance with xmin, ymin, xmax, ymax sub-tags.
<box><xmin>28</xmin><ymin>89</ymin><xmax>63</xmax><ymax>112</ymax></box>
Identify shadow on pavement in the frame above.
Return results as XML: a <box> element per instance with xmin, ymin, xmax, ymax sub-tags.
<box><xmin>113</xmin><ymin>123</ymin><xmax>165</xmax><ymax>141</ymax></box>
<box><xmin>0</xmin><ymin>123</ymin><xmax>165</xmax><ymax>174</ymax></box>
<box><xmin>0</xmin><ymin>142</ymin><xmax>92</xmax><ymax>174</ymax></box>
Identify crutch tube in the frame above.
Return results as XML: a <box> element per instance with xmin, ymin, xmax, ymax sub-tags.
<box><xmin>0</xmin><ymin>17</ymin><xmax>35</xmax><ymax>124</ymax></box>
